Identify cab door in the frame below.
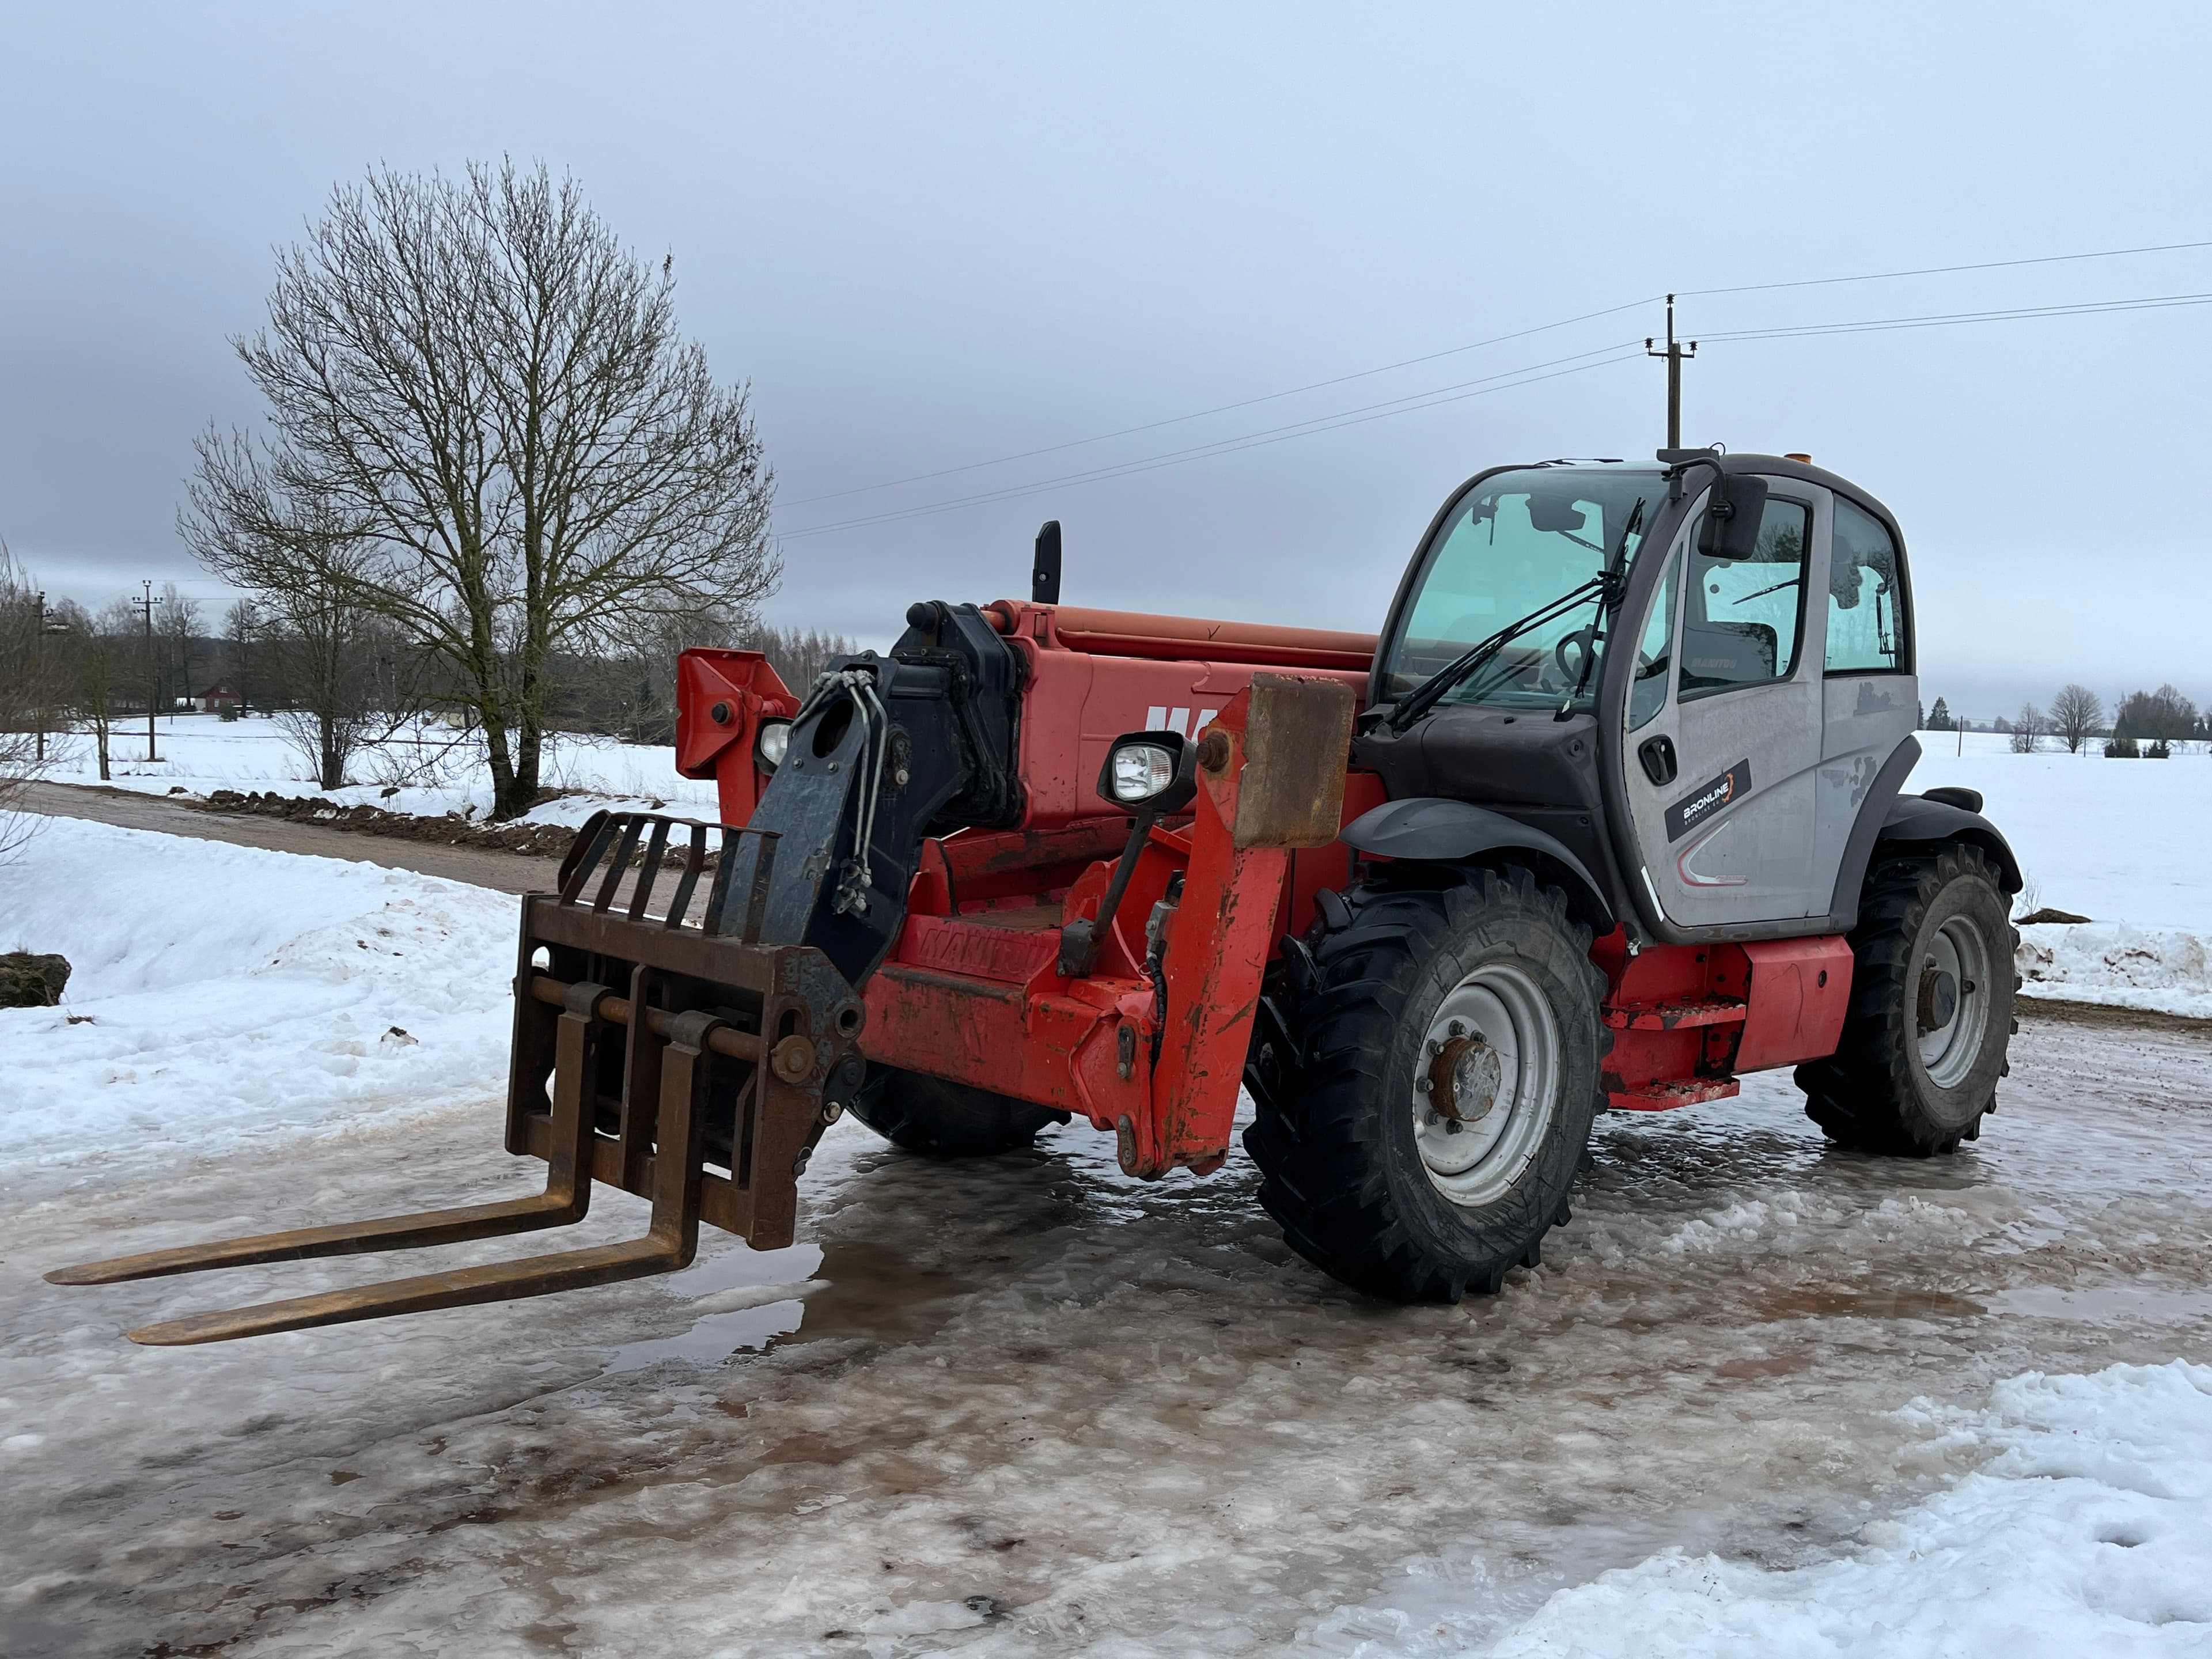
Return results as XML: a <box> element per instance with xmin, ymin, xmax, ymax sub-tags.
<box><xmin>1619</xmin><ymin>480</ymin><xmax>1831</xmax><ymax>927</ymax></box>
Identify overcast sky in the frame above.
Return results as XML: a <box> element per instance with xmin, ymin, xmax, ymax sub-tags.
<box><xmin>3</xmin><ymin>1</ymin><xmax>2207</xmax><ymax>718</ymax></box>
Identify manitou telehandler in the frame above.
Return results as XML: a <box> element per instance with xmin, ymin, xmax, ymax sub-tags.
<box><xmin>55</xmin><ymin>448</ymin><xmax>2022</xmax><ymax>1343</ymax></box>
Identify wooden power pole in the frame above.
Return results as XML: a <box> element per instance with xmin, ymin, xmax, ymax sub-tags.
<box><xmin>1645</xmin><ymin>294</ymin><xmax>1698</xmax><ymax>449</ymax></box>
<box><xmin>138</xmin><ymin>579</ymin><xmax>164</xmax><ymax>762</ymax></box>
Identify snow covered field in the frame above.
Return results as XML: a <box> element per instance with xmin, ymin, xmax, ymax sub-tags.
<box><xmin>3</xmin><ymin>817</ymin><xmax>2210</xmax><ymax>1656</ymax></box>
<box><xmin>38</xmin><ymin>711</ymin><xmax>719</xmax><ymax>827</ymax></box>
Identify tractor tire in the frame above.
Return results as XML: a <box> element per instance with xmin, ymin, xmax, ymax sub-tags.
<box><xmin>1796</xmin><ymin>844</ymin><xmax>2018</xmax><ymax>1157</ymax></box>
<box><xmin>1245</xmin><ymin>866</ymin><xmax>1608</xmax><ymax>1303</ymax></box>
<box><xmin>847</xmin><ymin>1064</ymin><xmax>1069</xmax><ymax>1157</ymax></box>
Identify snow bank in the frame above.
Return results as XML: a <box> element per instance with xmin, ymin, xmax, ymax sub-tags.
<box><xmin>1315</xmin><ymin>1360</ymin><xmax>2212</xmax><ymax>1657</ymax></box>
<box><xmin>0</xmin><ymin>817</ymin><xmax>516</xmax><ymax>1181</ymax></box>
<box><xmin>2016</xmin><ymin>922</ymin><xmax>2212</xmax><ymax>1020</ymax></box>
<box><xmin>38</xmin><ymin>713</ymin><xmax>719</xmax><ymax>826</ymax></box>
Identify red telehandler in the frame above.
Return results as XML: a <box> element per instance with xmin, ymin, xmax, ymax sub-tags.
<box><xmin>53</xmin><ymin>449</ymin><xmax>2021</xmax><ymax>1343</ymax></box>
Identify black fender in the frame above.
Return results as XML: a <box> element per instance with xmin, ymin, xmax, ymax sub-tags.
<box><xmin>1339</xmin><ymin>797</ymin><xmax>1616</xmax><ymax>933</ymax></box>
<box><xmin>1878</xmin><ymin>794</ymin><xmax>2024</xmax><ymax>894</ymax></box>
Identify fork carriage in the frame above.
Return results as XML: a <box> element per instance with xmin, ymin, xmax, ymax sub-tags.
<box><xmin>47</xmin><ymin>814</ymin><xmax>865</xmax><ymax>1346</ymax></box>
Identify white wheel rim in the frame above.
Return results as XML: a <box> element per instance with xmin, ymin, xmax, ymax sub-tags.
<box><xmin>1918</xmin><ymin>915</ymin><xmax>1991</xmax><ymax>1090</ymax></box>
<box><xmin>1411</xmin><ymin>963</ymin><xmax>1561</xmax><ymax>1207</ymax></box>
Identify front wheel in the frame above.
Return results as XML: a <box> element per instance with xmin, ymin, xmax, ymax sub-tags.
<box><xmin>1245</xmin><ymin>866</ymin><xmax>1607</xmax><ymax>1302</ymax></box>
<box><xmin>1796</xmin><ymin>844</ymin><xmax>2018</xmax><ymax>1156</ymax></box>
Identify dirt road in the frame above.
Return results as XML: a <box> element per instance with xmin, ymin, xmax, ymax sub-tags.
<box><xmin>3</xmin><ymin>1003</ymin><xmax>2207</xmax><ymax>1657</ymax></box>
<box><xmin>13</xmin><ymin>781</ymin><xmax>562</xmax><ymax>893</ymax></box>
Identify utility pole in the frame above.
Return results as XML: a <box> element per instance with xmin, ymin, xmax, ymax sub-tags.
<box><xmin>1645</xmin><ymin>294</ymin><xmax>1698</xmax><ymax>450</ymax></box>
<box><xmin>34</xmin><ymin>592</ymin><xmax>48</xmax><ymax>764</ymax></box>
<box><xmin>137</xmin><ymin>579</ymin><xmax>164</xmax><ymax>761</ymax></box>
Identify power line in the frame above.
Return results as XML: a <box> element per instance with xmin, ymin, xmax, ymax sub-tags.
<box><xmin>781</xmin><ymin>233</ymin><xmax>2211</xmax><ymax>516</ymax></box>
<box><xmin>782</xmin><ymin>297</ymin><xmax>1656</xmax><ymax>507</ymax></box>
<box><xmin>1680</xmin><ymin>237</ymin><xmax>2212</xmax><ymax>300</ymax></box>
<box><xmin>778</xmin><ymin>278</ymin><xmax>2212</xmax><ymax>542</ymax></box>
<box><xmin>779</xmin><ymin>349</ymin><xmax>1646</xmax><ymax>540</ymax></box>
<box><xmin>1699</xmin><ymin>289</ymin><xmax>2212</xmax><ymax>342</ymax></box>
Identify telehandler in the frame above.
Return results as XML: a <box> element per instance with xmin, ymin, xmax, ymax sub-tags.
<box><xmin>54</xmin><ymin>448</ymin><xmax>2021</xmax><ymax>1343</ymax></box>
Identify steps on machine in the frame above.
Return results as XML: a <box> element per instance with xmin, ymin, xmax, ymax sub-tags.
<box><xmin>1602</xmin><ymin>997</ymin><xmax>1747</xmax><ymax>1031</ymax></box>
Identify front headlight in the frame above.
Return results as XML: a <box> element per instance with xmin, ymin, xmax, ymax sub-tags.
<box><xmin>755</xmin><ymin>718</ymin><xmax>791</xmax><ymax>772</ymax></box>
<box><xmin>1108</xmin><ymin>741</ymin><xmax>1177</xmax><ymax>804</ymax></box>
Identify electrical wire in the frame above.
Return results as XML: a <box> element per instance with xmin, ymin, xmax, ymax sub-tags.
<box><xmin>781</xmin><ymin>234</ymin><xmax>2212</xmax><ymax>518</ymax></box>
<box><xmin>778</xmin><ymin>348</ymin><xmax>1646</xmax><ymax>541</ymax></box>
<box><xmin>781</xmin><ymin>297</ymin><xmax>1655</xmax><ymax>507</ymax></box>
<box><xmin>1699</xmin><ymin>290</ymin><xmax>2212</xmax><ymax>342</ymax></box>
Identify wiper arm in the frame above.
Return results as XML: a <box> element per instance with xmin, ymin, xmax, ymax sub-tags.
<box><xmin>1387</xmin><ymin>495</ymin><xmax>1647</xmax><ymax>733</ymax></box>
<box><xmin>1556</xmin><ymin>495</ymin><xmax>1646</xmax><ymax>720</ymax></box>
<box><xmin>1387</xmin><ymin>577</ymin><xmax>1608</xmax><ymax>732</ymax></box>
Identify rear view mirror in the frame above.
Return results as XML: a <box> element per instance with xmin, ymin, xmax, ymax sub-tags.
<box><xmin>1698</xmin><ymin>474</ymin><xmax>1770</xmax><ymax>563</ymax></box>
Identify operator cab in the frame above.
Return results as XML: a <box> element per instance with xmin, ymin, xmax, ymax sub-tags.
<box><xmin>1356</xmin><ymin>453</ymin><xmax>1919</xmax><ymax>944</ymax></box>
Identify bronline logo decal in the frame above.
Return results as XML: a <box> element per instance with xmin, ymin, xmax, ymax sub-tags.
<box><xmin>1664</xmin><ymin>758</ymin><xmax>1753</xmax><ymax>843</ymax></box>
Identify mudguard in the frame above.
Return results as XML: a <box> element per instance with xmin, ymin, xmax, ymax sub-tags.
<box><xmin>1880</xmin><ymin>793</ymin><xmax>2024</xmax><ymax>893</ymax></box>
<box><xmin>1339</xmin><ymin>796</ymin><xmax>1615</xmax><ymax>930</ymax></box>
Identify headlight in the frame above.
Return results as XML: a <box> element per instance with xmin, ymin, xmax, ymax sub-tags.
<box><xmin>1109</xmin><ymin>741</ymin><xmax>1177</xmax><ymax>804</ymax></box>
<box><xmin>755</xmin><ymin>718</ymin><xmax>791</xmax><ymax>772</ymax></box>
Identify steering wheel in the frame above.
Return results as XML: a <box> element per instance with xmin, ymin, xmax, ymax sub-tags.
<box><xmin>1553</xmin><ymin>628</ymin><xmax>1596</xmax><ymax>681</ymax></box>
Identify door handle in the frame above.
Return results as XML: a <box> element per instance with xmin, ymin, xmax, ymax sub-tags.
<box><xmin>1639</xmin><ymin>735</ymin><xmax>1677</xmax><ymax>786</ymax></box>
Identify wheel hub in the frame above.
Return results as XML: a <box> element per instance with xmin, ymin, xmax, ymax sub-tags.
<box><xmin>1916</xmin><ymin>916</ymin><xmax>1993</xmax><ymax>1089</ymax></box>
<box><xmin>1916</xmin><ymin>966</ymin><xmax>1959</xmax><ymax>1034</ymax></box>
<box><xmin>1410</xmin><ymin>964</ymin><xmax>1560</xmax><ymax>1207</ymax></box>
<box><xmin>1427</xmin><ymin>1034</ymin><xmax>1503</xmax><ymax>1124</ymax></box>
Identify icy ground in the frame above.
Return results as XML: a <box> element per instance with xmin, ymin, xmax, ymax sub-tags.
<box><xmin>3</xmin><ymin>820</ymin><xmax>2211</xmax><ymax>1655</ymax></box>
<box><xmin>39</xmin><ymin>711</ymin><xmax>719</xmax><ymax>827</ymax></box>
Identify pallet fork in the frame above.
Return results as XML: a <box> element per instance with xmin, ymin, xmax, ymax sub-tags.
<box><xmin>47</xmin><ymin>813</ymin><xmax>866</xmax><ymax>1346</ymax></box>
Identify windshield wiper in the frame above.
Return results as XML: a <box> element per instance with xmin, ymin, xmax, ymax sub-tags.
<box><xmin>1386</xmin><ymin>497</ymin><xmax>1645</xmax><ymax>733</ymax></box>
<box><xmin>1556</xmin><ymin>495</ymin><xmax>1646</xmax><ymax>719</ymax></box>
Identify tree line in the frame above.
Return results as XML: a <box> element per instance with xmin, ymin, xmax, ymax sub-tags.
<box><xmin>1923</xmin><ymin>685</ymin><xmax>2207</xmax><ymax>756</ymax></box>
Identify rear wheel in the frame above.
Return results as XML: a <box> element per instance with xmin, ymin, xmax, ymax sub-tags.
<box><xmin>847</xmin><ymin>1065</ymin><xmax>1069</xmax><ymax>1157</ymax></box>
<box><xmin>1245</xmin><ymin>866</ymin><xmax>1607</xmax><ymax>1302</ymax></box>
<box><xmin>1796</xmin><ymin>844</ymin><xmax>2018</xmax><ymax>1156</ymax></box>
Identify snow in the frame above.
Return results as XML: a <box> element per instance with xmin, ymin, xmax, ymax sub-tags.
<box><xmin>37</xmin><ymin>710</ymin><xmax>719</xmax><ymax>827</ymax></box>
<box><xmin>1313</xmin><ymin>1361</ymin><xmax>2212</xmax><ymax>1657</ymax></box>
<box><xmin>0</xmin><ymin>816</ymin><xmax>517</xmax><ymax>1188</ymax></box>
<box><xmin>1907</xmin><ymin>730</ymin><xmax>2212</xmax><ymax>1017</ymax></box>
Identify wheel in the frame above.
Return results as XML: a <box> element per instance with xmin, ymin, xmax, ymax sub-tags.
<box><xmin>847</xmin><ymin>1064</ymin><xmax>1069</xmax><ymax>1157</ymax></box>
<box><xmin>1244</xmin><ymin>866</ymin><xmax>1607</xmax><ymax>1302</ymax></box>
<box><xmin>1796</xmin><ymin>844</ymin><xmax>2018</xmax><ymax>1156</ymax></box>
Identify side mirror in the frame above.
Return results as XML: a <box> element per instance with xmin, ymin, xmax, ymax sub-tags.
<box><xmin>1099</xmin><ymin>729</ymin><xmax>1199</xmax><ymax>817</ymax></box>
<box><xmin>1698</xmin><ymin>473</ymin><xmax>1770</xmax><ymax>563</ymax></box>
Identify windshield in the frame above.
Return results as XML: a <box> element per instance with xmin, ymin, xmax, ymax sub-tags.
<box><xmin>1381</xmin><ymin>467</ymin><xmax>1658</xmax><ymax>709</ymax></box>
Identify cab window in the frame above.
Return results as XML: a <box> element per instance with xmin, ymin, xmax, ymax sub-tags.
<box><xmin>1679</xmin><ymin>497</ymin><xmax>1811</xmax><ymax>696</ymax></box>
<box><xmin>1627</xmin><ymin>553</ymin><xmax>1677</xmax><ymax>730</ymax></box>
<box><xmin>1825</xmin><ymin>497</ymin><xmax>1906</xmax><ymax>673</ymax></box>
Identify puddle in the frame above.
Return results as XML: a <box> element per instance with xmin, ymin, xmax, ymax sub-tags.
<box><xmin>1756</xmin><ymin>1287</ymin><xmax>1988</xmax><ymax>1321</ymax></box>
<box><xmin>602</xmin><ymin>1238</ymin><xmax>980</xmax><ymax>1375</ymax></box>
<box><xmin>1989</xmin><ymin>1282</ymin><xmax>2212</xmax><ymax>1324</ymax></box>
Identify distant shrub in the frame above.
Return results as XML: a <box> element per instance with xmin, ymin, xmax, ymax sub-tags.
<box><xmin>2105</xmin><ymin>730</ymin><xmax>2140</xmax><ymax>758</ymax></box>
<box><xmin>217</xmin><ymin>703</ymin><xmax>240</xmax><ymax>722</ymax></box>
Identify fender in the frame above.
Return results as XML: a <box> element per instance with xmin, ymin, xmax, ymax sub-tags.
<box><xmin>1879</xmin><ymin>793</ymin><xmax>2024</xmax><ymax>893</ymax></box>
<box><xmin>1340</xmin><ymin>797</ymin><xmax>1615</xmax><ymax>931</ymax></box>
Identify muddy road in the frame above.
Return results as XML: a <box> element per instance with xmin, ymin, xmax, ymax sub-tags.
<box><xmin>3</xmin><ymin>1006</ymin><xmax>2208</xmax><ymax>1657</ymax></box>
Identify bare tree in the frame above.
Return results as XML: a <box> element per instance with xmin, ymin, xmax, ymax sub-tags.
<box><xmin>0</xmin><ymin>546</ymin><xmax>54</xmax><ymax>855</ymax></box>
<box><xmin>2050</xmin><ymin>684</ymin><xmax>2101</xmax><ymax>754</ymax></box>
<box><xmin>184</xmin><ymin>160</ymin><xmax>779</xmax><ymax>818</ymax></box>
<box><xmin>157</xmin><ymin>582</ymin><xmax>201</xmax><ymax>710</ymax></box>
<box><xmin>222</xmin><ymin>600</ymin><xmax>259</xmax><ymax>713</ymax></box>
<box><xmin>266</xmin><ymin>573</ymin><xmax>410</xmax><ymax>789</ymax></box>
<box><xmin>2009</xmin><ymin>702</ymin><xmax>2043</xmax><ymax>753</ymax></box>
